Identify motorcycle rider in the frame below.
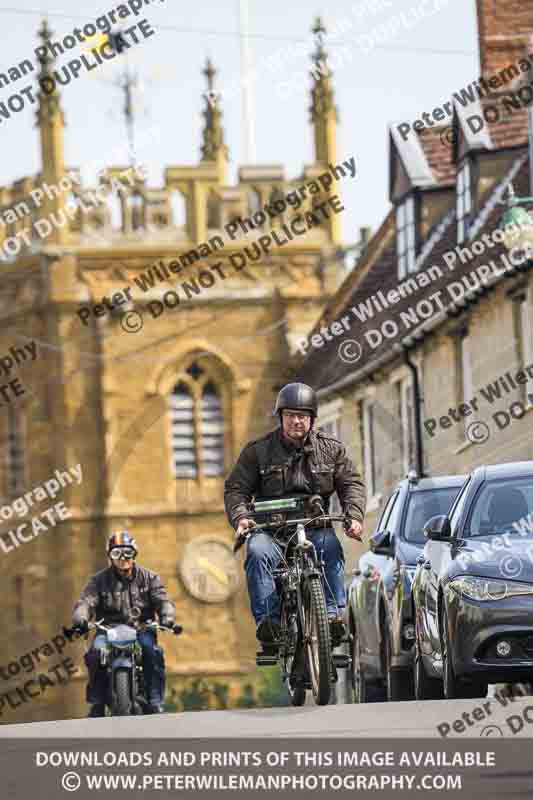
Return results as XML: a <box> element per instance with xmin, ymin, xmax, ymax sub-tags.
<box><xmin>71</xmin><ymin>531</ymin><xmax>176</xmax><ymax>717</ymax></box>
<box><xmin>224</xmin><ymin>382</ymin><xmax>366</xmax><ymax>648</ymax></box>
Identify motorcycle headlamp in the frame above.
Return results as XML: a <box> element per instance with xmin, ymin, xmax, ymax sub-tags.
<box><xmin>109</xmin><ymin>546</ymin><xmax>137</xmax><ymax>561</ymax></box>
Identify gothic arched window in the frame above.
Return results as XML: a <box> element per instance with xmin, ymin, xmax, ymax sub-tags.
<box><xmin>169</xmin><ymin>382</ymin><xmax>196</xmax><ymax>477</ymax></box>
<box><xmin>168</xmin><ymin>361</ymin><xmax>225</xmax><ymax>478</ymax></box>
<box><xmin>201</xmin><ymin>381</ymin><xmax>224</xmax><ymax>476</ymax></box>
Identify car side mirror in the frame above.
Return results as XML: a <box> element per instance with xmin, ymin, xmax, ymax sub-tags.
<box><xmin>424</xmin><ymin>515</ymin><xmax>451</xmax><ymax>540</ymax></box>
<box><xmin>370</xmin><ymin>529</ymin><xmax>394</xmax><ymax>557</ymax></box>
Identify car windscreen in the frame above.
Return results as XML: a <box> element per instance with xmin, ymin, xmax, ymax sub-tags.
<box><xmin>403</xmin><ymin>488</ymin><xmax>461</xmax><ymax>543</ymax></box>
<box><xmin>465</xmin><ymin>476</ymin><xmax>533</xmax><ymax>537</ymax></box>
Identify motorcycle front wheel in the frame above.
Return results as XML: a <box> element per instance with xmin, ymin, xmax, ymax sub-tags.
<box><xmin>112</xmin><ymin>669</ymin><xmax>133</xmax><ymax>716</ymax></box>
<box><xmin>303</xmin><ymin>575</ymin><xmax>331</xmax><ymax>706</ymax></box>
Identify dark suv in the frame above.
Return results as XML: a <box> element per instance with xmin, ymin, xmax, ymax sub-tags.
<box><xmin>347</xmin><ymin>472</ymin><xmax>465</xmax><ymax>702</ymax></box>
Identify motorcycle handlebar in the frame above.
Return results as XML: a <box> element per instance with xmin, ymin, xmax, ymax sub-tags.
<box><xmin>64</xmin><ymin>620</ymin><xmax>183</xmax><ymax>638</ymax></box>
<box><xmin>233</xmin><ymin>513</ymin><xmax>353</xmax><ymax>554</ymax></box>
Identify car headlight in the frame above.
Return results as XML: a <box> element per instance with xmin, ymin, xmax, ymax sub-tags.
<box><xmin>449</xmin><ymin>576</ymin><xmax>533</xmax><ymax>601</ymax></box>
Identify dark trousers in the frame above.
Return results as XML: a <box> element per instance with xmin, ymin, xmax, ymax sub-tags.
<box><xmin>85</xmin><ymin>629</ymin><xmax>165</xmax><ymax>705</ymax></box>
<box><xmin>244</xmin><ymin>527</ymin><xmax>346</xmax><ymax>625</ymax></box>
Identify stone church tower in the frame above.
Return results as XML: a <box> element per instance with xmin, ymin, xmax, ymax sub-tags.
<box><xmin>0</xmin><ymin>18</ymin><xmax>348</xmax><ymax>722</ymax></box>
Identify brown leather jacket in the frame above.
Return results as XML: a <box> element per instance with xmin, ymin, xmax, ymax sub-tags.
<box><xmin>72</xmin><ymin>564</ymin><xmax>176</xmax><ymax>627</ymax></box>
<box><xmin>224</xmin><ymin>427</ymin><xmax>366</xmax><ymax>530</ymax></box>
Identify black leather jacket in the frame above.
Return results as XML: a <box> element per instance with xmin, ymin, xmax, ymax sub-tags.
<box><xmin>224</xmin><ymin>427</ymin><xmax>366</xmax><ymax>530</ymax></box>
<box><xmin>72</xmin><ymin>564</ymin><xmax>176</xmax><ymax>627</ymax></box>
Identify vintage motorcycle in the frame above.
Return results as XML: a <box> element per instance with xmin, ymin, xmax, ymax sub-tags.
<box><xmin>64</xmin><ymin>618</ymin><xmax>182</xmax><ymax>716</ymax></box>
<box><xmin>234</xmin><ymin>495</ymin><xmax>352</xmax><ymax>706</ymax></box>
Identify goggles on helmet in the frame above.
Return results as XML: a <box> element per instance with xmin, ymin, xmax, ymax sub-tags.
<box><xmin>109</xmin><ymin>546</ymin><xmax>136</xmax><ymax>561</ymax></box>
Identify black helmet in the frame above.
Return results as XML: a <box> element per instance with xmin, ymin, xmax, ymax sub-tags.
<box><xmin>273</xmin><ymin>382</ymin><xmax>318</xmax><ymax>418</ymax></box>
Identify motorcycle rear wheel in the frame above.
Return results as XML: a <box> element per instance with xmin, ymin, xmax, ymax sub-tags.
<box><xmin>281</xmin><ymin>604</ymin><xmax>306</xmax><ymax>706</ymax></box>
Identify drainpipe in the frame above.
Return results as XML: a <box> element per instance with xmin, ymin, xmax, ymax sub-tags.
<box><xmin>403</xmin><ymin>347</ymin><xmax>425</xmax><ymax>478</ymax></box>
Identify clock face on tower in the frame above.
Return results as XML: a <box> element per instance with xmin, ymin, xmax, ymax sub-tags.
<box><xmin>180</xmin><ymin>535</ymin><xmax>241</xmax><ymax>603</ymax></box>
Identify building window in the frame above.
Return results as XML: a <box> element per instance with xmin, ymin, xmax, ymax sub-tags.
<box><xmin>6</xmin><ymin>405</ymin><xmax>25</xmax><ymax>497</ymax></box>
<box><xmin>398</xmin><ymin>378</ymin><xmax>415</xmax><ymax>474</ymax></box>
<box><xmin>456</xmin><ymin>330</ymin><xmax>472</xmax><ymax>439</ymax></box>
<box><xmin>362</xmin><ymin>400</ymin><xmax>376</xmax><ymax>498</ymax></box>
<box><xmin>319</xmin><ymin>417</ymin><xmax>341</xmax><ymax>514</ymax></box>
<box><xmin>397</xmin><ymin>195</ymin><xmax>416</xmax><ymax>279</ymax></box>
<box><xmin>200</xmin><ymin>382</ymin><xmax>225</xmax><ymax>476</ymax></box>
<box><xmin>168</xmin><ymin>361</ymin><xmax>225</xmax><ymax>479</ymax></box>
<box><xmin>169</xmin><ymin>383</ymin><xmax>196</xmax><ymax>478</ymax></box>
<box><xmin>514</xmin><ymin>288</ymin><xmax>533</xmax><ymax>405</ymax></box>
<box><xmin>456</xmin><ymin>159</ymin><xmax>472</xmax><ymax>244</ymax></box>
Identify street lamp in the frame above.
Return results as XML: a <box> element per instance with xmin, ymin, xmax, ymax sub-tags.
<box><xmin>500</xmin><ymin>183</ymin><xmax>533</xmax><ymax>252</ymax></box>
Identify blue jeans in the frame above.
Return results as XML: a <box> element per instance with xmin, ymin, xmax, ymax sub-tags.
<box><xmin>244</xmin><ymin>528</ymin><xmax>346</xmax><ymax>625</ymax></box>
<box><xmin>85</xmin><ymin>629</ymin><xmax>165</xmax><ymax>705</ymax></box>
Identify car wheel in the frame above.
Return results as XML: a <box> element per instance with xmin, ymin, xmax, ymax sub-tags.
<box><xmin>384</xmin><ymin>632</ymin><xmax>414</xmax><ymax>701</ymax></box>
<box><xmin>441</xmin><ymin>605</ymin><xmax>488</xmax><ymax>699</ymax></box>
<box><xmin>351</xmin><ymin>627</ymin><xmax>385</xmax><ymax>703</ymax></box>
<box><xmin>413</xmin><ymin>634</ymin><xmax>444</xmax><ymax>700</ymax></box>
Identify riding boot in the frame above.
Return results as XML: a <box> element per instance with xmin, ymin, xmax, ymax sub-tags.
<box><xmin>88</xmin><ymin>703</ymin><xmax>106</xmax><ymax>718</ymax></box>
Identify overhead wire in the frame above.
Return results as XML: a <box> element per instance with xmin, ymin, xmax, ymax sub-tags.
<box><xmin>0</xmin><ymin>6</ymin><xmax>475</xmax><ymax>57</ymax></box>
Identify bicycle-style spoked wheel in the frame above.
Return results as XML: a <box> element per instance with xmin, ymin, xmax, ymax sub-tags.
<box><xmin>303</xmin><ymin>576</ymin><xmax>331</xmax><ymax>705</ymax></box>
<box><xmin>280</xmin><ymin>603</ymin><xmax>306</xmax><ymax>706</ymax></box>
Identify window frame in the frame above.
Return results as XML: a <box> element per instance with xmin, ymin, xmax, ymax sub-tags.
<box><xmin>399</xmin><ymin>376</ymin><xmax>415</xmax><ymax>474</ymax></box>
<box><xmin>377</xmin><ymin>491</ymin><xmax>399</xmax><ymax>532</ymax></box>
<box><xmin>455</xmin><ymin>329</ymin><xmax>473</xmax><ymax>441</ymax></box>
<box><xmin>317</xmin><ymin>399</ymin><xmax>343</xmax><ymax>515</ymax></box>
<box><xmin>167</xmin><ymin>362</ymin><xmax>226</xmax><ymax>480</ymax></box>
<box><xmin>456</xmin><ymin>158</ymin><xmax>472</xmax><ymax>244</ymax></box>
<box><xmin>362</xmin><ymin>399</ymin><xmax>377</xmax><ymax>499</ymax></box>
<box><xmin>397</xmin><ymin>194</ymin><xmax>417</xmax><ymax>279</ymax></box>
<box><xmin>518</xmin><ymin>288</ymin><xmax>533</xmax><ymax>404</ymax></box>
<box><xmin>463</xmin><ymin>476</ymin><xmax>533</xmax><ymax>538</ymax></box>
<box><xmin>448</xmin><ymin>477</ymin><xmax>472</xmax><ymax>538</ymax></box>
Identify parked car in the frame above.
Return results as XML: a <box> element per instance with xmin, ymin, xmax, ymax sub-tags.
<box><xmin>413</xmin><ymin>461</ymin><xmax>533</xmax><ymax>700</ymax></box>
<box><xmin>348</xmin><ymin>472</ymin><xmax>465</xmax><ymax>703</ymax></box>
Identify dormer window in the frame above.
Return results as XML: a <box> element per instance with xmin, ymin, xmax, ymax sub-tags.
<box><xmin>456</xmin><ymin>159</ymin><xmax>472</xmax><ymax>243</ymax></box>
<box><xmin>397</xmin><ymin>195</ymin><xmax>416</xmax><ymax>279</ymax></box>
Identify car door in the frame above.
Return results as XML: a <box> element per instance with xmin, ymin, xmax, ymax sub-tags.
<box><xmin>424</xmin><ymin>479</ymin><xmax>472</xmax><ymax>656</ymax></box>
<box><xmin>359</xmin><ymin>491</ymin><xmax>401</xmax><ymax>666</ymax></box>
<box><xmin>378</xmin><ymin>490</ymin><xmax>405</xmax><ymax>651</ymax></box>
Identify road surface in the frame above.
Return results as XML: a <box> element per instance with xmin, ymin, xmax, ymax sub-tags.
<box><xmin>1</xmin><ymin>694</ymin><xmax>532</xmax><ymax>738</ymax></box>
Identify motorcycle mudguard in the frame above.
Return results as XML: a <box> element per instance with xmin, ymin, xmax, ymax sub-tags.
<box><xmin>111</xmin><ymin>656</ymin><xmax>134</xmax><ymax>672</ymax></box>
